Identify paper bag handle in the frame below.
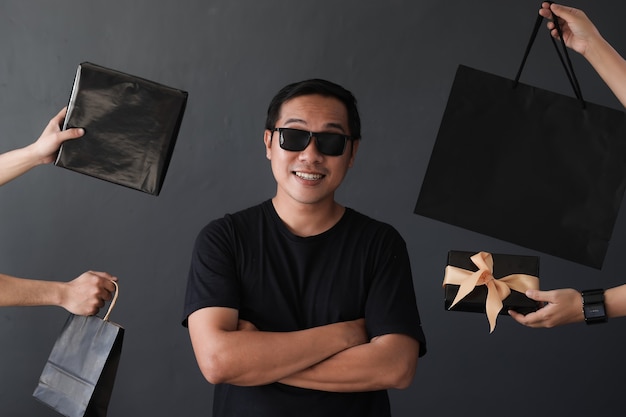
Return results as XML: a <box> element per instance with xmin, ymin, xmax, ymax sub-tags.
<box><xmin>103</xmin><ymin>280</ymin><xmax>119</xmax><ymax>322</ymax></box>
<box><xmin>514</xmin><ymin>3</ymin><xmax>585</xmax><ymax>107</ymax></box>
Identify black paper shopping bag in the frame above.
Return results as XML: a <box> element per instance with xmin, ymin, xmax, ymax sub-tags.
<box><xmin>33</xmin><ymin>282</ymin><xmax>123</xmax><ymax>417</ymax></box>
<box><xmin>55</xmin><ymin>62</ymin><xmax>188</xmax><ymax>195</ymax></box>
<box><xmin>415</xmin><ymin>11</ymin><xmax>626</xmax><ymax>269</ymax></box>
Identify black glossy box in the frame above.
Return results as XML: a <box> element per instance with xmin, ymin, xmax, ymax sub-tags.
<box><xmin>55</xmin><ymin>62</ymin><xmax>188</xmax><ymax>195</ymax></box>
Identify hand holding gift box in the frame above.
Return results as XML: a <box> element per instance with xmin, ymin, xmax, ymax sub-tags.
<box><xmin>443</xmin><ymin>251</ymin><xmax>540</xmax><ymax>332</ymax></box>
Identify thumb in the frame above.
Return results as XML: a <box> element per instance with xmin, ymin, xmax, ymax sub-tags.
<box><xmin>61</xmin><ymin>127</ymin><xmax>85</xmax><ymax>140</ymax></box>
<box><xmin>550</xmin><ymin>3</ymin><xmax>576</xmax><ymax>20</ymax></box>
<box><xmin>550</xmin><ymin>3</ymin><xmax>565</xmax><ymax>14</ymax></box>
<box><xmin>524</xmin><ymin>289</ymin><xmax>549</xmax><ymax>302</ymax></box>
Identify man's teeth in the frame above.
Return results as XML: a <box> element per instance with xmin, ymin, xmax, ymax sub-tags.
<box><xmin>295</xmin><ymin>172</ymin><xmax>323</xmax><ymax>180</ymax></box>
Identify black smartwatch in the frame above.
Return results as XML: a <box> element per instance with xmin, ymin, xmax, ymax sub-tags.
<box><xmin>581</xmin><ymin>289</ymin><xmax>608</xmax><ymax>324</ymax></box>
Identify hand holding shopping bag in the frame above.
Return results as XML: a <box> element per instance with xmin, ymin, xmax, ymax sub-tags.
<box><xmin>415</xmin><ymin>7</ymin><xmax>626</xmax><ymax>269</ymax></box>
<box><xmin>33</xmin><ymin>281</ymin><xmax>124</xmax><ymax>417</ymax></box>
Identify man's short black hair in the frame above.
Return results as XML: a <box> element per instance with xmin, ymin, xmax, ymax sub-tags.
<box><xmin>265</xmin><ymin>79</ymin><xmax>361</xmax><ymax>140</ymax></box>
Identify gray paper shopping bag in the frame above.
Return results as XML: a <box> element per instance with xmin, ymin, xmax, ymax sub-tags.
<box><xmin>33</xmin><ymin>282</ymin><xmax>124</xmax><ymax>417</ymax></box>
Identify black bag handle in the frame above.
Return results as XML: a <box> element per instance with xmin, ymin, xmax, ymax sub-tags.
<box><xmin>514</xmin><ymin>3</ymin><xmax>586</xmax><ymax>108</ymax></box>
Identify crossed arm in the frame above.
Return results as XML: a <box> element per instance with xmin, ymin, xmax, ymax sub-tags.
<box><xmin>188</xmin><ymin>306</ymin><xmax>420</xmax><ymax>392</ymax></box>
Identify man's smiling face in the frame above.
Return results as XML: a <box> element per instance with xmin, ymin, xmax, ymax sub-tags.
<box><xmin>264</xmin><ymin>94</ymin><xmax>359</xmax><ymax>208</ymax></box>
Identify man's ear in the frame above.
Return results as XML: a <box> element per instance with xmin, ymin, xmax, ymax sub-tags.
<box><xmin>264</xmin><ymin>129</ymin><xmax>273</xmax><ymax>160</ymax></box>
<box><xmin>348</xmin><ymin>139</ymin><xmax>360</xmax><ymax>168</ymax></box>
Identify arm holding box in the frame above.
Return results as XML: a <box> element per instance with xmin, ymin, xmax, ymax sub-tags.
<box><xmin>0</xmin><ymin>108</ymin><xmax>83</xmax><ymax>186</ymax></box>
<box><xmin>509</xmin><ymin>284</ymin><xmax>626</xmax><ymax>327</ymax></box>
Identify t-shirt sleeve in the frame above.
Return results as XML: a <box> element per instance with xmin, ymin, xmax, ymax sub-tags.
<box><xmin>365</xmin><ymin>226</ymin><xmax>427</xmax><ymax>357</ymax></box>
<box><xmin>181</xmin><ymin>217</ymin><xmax>240</xmax><ymax>327</ymax></box>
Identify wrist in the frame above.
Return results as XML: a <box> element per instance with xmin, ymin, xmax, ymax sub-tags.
<box><xmin>49</xmin><ymin>280</ymin><xmax>68</xmax><ymax>308</ymax></box>
<box><xmin>583</xmin><ymin>35</ymin><xmax>616</xmax><ymax>68</ymax></box>
<box><xmin>23</xmin><ymin>143</ymin><xmax>51</xmax><ymax>167</ymax></box>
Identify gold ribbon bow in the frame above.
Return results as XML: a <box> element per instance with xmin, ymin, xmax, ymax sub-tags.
<box><xmin>443</xmin><ymin>252</ymin><xmax>539</xmax><ymax>333</ymax></box>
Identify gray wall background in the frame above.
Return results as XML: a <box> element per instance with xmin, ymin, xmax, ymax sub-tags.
<box><xmin>1</xmin><ymin>0</ymin><xmax>626</xmax><ymax>416</ymax></box>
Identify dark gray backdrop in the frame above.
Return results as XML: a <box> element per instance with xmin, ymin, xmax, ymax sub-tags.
<box><xmin>1</xmin><ymin>1</ymin><xmax>625</xmax><ymax>416</ymax></box>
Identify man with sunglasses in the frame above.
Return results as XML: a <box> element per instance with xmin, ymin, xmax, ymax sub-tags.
<box><xmin>183</xmin><ymin>79</ymin><xmax>426</xmax><ymax>416</ymax></box>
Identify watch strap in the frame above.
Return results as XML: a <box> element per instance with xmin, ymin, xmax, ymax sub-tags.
<box><xmin>581</xmin><ymin>288</ymin><xmax>607</xmax><ymax>324</ymax></box>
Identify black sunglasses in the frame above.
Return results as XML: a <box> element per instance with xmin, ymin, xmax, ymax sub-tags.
<box><xmin>271</xmin><ymin>128</ymin><xmax>352</xmax><ymax>156</ymax></box>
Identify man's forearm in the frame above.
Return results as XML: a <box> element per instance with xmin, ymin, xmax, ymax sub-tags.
<box><xmin>189</xmin><ymin>309</ymin><xmax>367</xmax><ymax>387</ymax></box>
<box><xmin>279</xmin><ymin>333</ymin><xmax>420</xmax><ymax>392</ymax></box>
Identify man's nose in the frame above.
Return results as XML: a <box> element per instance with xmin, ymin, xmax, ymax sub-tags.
<box><xmin>298</xmin><ymin>136</ymin><xmax>324</xmax><ymax>161</ymax></box>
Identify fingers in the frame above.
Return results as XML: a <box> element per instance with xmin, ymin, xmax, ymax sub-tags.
<box><xmin>539</xmin><ymin>4</ymin><xmax>552</xmax><ymax>19</ymax></box>
<box><xmin>549</xmin><ymin>3</ymin><xmax>574</xmax><ymax>19</ymax></box>
<box><xmin>508</xmin><ymin>309</ymin><xmax>544</xmax><ymax>328</ymax></box>
<box><xmin>508</xmin><ymin>291</ymin><xmax>551</xmax><ymax>327</ymax></box>
<box><xmin>524</xmin><ymin>289</ymin><xmax>555</xmax><ymax>304</ymax></box>
<box><xmin>84</xmin><ymin>298</ymin><xmax>106</xmax><ymax>316</ymax></box>
<box><xmin>87</xmin><ymin>270</ymin><xmax>117</xmax><ymax>281</ymax></box>
<box><xmin>97</xmin><ymin>284</ymin><xmax>114</xmax><ymax>302</ymax></box>
<box><xmin>59</xmin><ymin>127</ymin><xmax>85</xmax><ymax>140</ymax></box>
<box><xmin>50</xmin><ymin>107</ymin><xmax>67</xmax><ymax>127</ymax></box>
<box><xmin>539</xmin><ymin>5</ymin><xmax>562</xmax><ymax>41</ymax></box>
<box><xmin>509</xmin><ymin>288</ymin><xmax>583</xmax><ymax>328</ymax></box>
<box><xmin>527</xmin><ymin>288</ymin><xmax>580</xmax><ymax>305</ymax></box>
<box><xmin>49</xmin><ymin>107</ymin><xmax>83</xmax><ymax>141</ymax></box>
<box><xmin>548</xmin><ymin>4</ymin><xmax>586</xmax><ymax>26</ymax></box>
<box><xmin>66</xmin><ymin>271</ymin><xmax>118</xmax><ymax>315</ymax></box>
<box><xmin>46</xmin><ymin>108</ymin><xmax>68</xmax><ymax>135</ymax></box>
<box><xmin>508</xmin><ymin>302</ymin><xmax>554</xmax><ymax>328</ymax></box>
<box><xmin>524</xmin><ymin>289</ymin><xmax>543</xmax><ymax>301</ymax></box>
<box><xmin>34</xmin><ymin>108</ymin><xmax>83</xmax><ymax>164</ymax></box>
<box><xmin>508</xmin><ymin>309</ymin><xmax>528</xmax><ymax>324</ymax></box>
<box><xmin>96</xmin><ymin>275</ymin><xmax>118</xmax><ymax>300</ymax></box>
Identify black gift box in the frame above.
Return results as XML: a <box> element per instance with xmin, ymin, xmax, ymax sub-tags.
<box><xmin>55</xmin><ymin>62</ymin><xmax>188</xmax><ymax>195</ymax></box>
<box><xmin>444</xmin><ymin>251</ymin><xmax>540</xmax><ymax>315</ymax></box>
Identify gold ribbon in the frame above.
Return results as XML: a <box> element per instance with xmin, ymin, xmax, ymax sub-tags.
<box><xmin>443</xmin><ymin>252</ymin><xmax>539</xmax><ymax>333</ymax></box>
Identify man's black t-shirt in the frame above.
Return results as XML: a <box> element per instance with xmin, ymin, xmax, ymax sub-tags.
<box><xmin>183</xmin><ymin>200</ymin><xmax>426</xmax><ymax>416</ymax></box>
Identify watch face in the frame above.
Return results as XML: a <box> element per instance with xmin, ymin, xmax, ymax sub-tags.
<box><xmin>584</xmin><ymin>304</ymin><xmax>606</xmax><ymax>318</ymax></box>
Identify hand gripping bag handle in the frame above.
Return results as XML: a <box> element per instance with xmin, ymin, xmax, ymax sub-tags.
<box><xmin>514</xmin><ymin>3</ymin><xmax>585</xmax><ymax>107</ymax></box>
